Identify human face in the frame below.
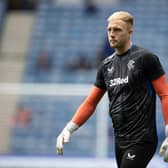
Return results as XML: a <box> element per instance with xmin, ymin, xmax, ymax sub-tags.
<box><xmin>107</xmin><ymin>19</ymin><xmax>132</xmax><ymax>54</ymax></box>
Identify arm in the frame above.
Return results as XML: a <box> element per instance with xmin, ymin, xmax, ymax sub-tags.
<box><xmin>152</xmin><ymin>74</ymin><xmax>168</xmax><ymax>124</ymax></box>
<box><xmin>152</xmin><ymin>74</ymin><xmax>168</xmax><ymax>161</ymax></box>
<box><xmin>72</xmin><ymin>86</ymin><xmax>106</xmax><ymax>126</ymax></box>
<box><xmin>56</xmin><ymin>86</ymin><xmax>106</xmax><ymax>155</ymax></box>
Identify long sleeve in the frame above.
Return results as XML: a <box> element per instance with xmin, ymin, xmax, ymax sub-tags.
<box><xmin>152</xmin><ymin>74</ymin><xmax>168</xmax><ymax>124</ymax></box>
<box><xmin>72</xmin><ymin>86</ymin><xmax>106</xmax><ymax>126</ymax></box>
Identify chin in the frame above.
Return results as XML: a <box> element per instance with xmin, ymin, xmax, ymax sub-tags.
<box><xmin>110</xmin><ymin>44</ymin><xmax>117</xmax><ymax>49</ymax></box>
<box><xmin>110</xmin><ymin>43</ymin><xmax>115</xmax><ymax>48</ymax></box>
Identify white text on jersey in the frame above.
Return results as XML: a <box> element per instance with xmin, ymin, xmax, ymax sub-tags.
<box><xmin>109</xmin><ymin>76</ymin><xmax>128</xmax><ymax>87</ymax></box>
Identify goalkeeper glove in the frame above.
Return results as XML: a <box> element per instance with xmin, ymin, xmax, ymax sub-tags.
<box><xmin>56</xmin><ymin>121</ymin><xmax>79</xmax><ymax>155</ymax></box>
<box><xmin>159</xmin><ymin>125</ymin><xmax>168</xmax><ymax>162</ymax></box>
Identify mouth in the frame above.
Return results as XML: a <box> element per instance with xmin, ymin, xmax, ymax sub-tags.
<box><xmin>110</xmin><ymin>40</ymin><xmax>117</xmax><ymax>44</ymax></box>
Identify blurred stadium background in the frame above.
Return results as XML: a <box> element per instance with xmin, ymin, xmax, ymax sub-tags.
<box><xmin>0</xmin><ymin>0</ymin><xmax>167</xmax><ymax>167</ymax></box>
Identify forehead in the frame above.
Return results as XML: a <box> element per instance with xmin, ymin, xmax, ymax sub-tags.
<box><xmin>107</xmin><ymin>19</ymin><xmax>127</xmax><ymax>29</ymax></box>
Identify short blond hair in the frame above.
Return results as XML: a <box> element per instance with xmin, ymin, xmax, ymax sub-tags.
<box><xmin>107</xmin><ymin>11</ymin><xmax>134</xmax><ymax>27</ymax></box>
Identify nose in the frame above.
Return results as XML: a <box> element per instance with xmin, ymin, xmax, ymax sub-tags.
<box><xmin>109</xmin><ymin>32</ymin><xmax>115</xmax><ymax>39</ymax></box>
<box><xmin>111</xmin><ymin>33</ymin><xmax>115</xmax><ymax>38</ymax></box>
<box><xmin>109</xmin><ymin>29</ymin><xmax>115</xmax><ymax>37</ymax></box>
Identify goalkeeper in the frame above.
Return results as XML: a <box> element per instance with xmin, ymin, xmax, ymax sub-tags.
<box><xmin>56</xmin><ymin>11</ymin><xmax>168</xmax><ymax>168</ymax></box>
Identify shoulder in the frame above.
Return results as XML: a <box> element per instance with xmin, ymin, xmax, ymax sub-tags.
<box><xmin>131</xmin><ymin>45</ymin><xmax>152</xmax><ymax>55</ymax></box>
<box><xmin>103</xmin><ymin>52</ymin><xmax>116</xmax><ymax>65</ymax></box>
<box><xmin>96</xmin><ymin>53</ymin><xmax>116</xmax><ymax>73</ymax></box>
<box><xmin>131</xmin><ymin>45</ymin><xmax>158</xmax><ymax>60</ymax></box>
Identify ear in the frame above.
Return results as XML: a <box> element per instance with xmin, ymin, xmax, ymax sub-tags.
<box><xmin>129</xmin><ymin>28</ymin><xmax>133</xmax><ymax>35</ymax></box>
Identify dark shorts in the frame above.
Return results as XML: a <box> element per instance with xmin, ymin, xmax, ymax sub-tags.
<box><xmin>115</xmin><ymin>141</ymin><xmax>157</xmax><ymax>168</ymax></box>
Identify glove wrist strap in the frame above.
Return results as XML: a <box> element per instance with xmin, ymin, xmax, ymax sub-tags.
<box><xmin>65</xmin><ymin>121</ymin><xmax>79</xmax><ymax>133</ymax></box>
<box><xmin>165</xmin><ymin>125</ymin><xmax>168</xmax><ymax>137</ymax></box>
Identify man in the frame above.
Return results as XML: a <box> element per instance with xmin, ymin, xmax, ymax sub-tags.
<box><xmin>56</xmin><ymin>11</ymin><xmax>168</xmax><ymax>168</ymax></box>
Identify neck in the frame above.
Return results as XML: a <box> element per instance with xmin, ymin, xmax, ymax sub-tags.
<box><xmin>115</xmin><ymin>41</ymin><xmax>132</xmax><ymax>55</ymax></box>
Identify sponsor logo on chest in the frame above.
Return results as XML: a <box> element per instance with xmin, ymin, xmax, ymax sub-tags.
<box><xmin>109</xmin><ymin>76</ymin><xmax>128</xmax><ymax>87</ymax></box>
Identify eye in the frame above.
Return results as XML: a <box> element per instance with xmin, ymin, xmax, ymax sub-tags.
<box><xmin>107</xmin><ymin>27</ymin><xmax>111</xmax><ymax>32</ymax></box>
<box><xmin>113</xmin><ymin>27</ymin><xmax>122</xmax><ymax>32</ymax></box>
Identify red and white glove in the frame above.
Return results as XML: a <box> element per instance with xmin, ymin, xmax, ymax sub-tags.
<box><xmin>159</xmin><ymin>125</ymin><xmax>168</xmax><ymax>162</ymax></box>
<box><xmin>56</xmin><ymin>121</ymin><xmax>79</xmax><ymax>155</ymax></box>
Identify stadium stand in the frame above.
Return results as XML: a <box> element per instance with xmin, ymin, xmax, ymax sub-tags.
<box><xmin>22</xmin><ymin>0</ymin><xmax>168</xmax><ymax>83</ymax></box>
<box><xmin>23</xmin><ymin>1</ymin><xmax>107</xmax><ymax>83</ymax></box>
<box><xmin>10</xmin><ymin>95</ymin><xmax>97</xmax><ymax>156</ymax></box>
<box><xmin>9</xmin><ymin>0</ymin><xmax>167</xmax><ymax>158</ymax></box>
<box><xmin>0</xmin><ymin>1</ymin><xmax>6</xmax><ymax>34</ymax></box>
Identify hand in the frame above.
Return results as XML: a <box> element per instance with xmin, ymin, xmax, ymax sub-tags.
<box><xmin>56</xmin><ymin>121</ymin><xmax>79</xmax><ymax>155</ymax></box>
<box><xmin>159</xmin><ymin>125</ymin><xmax>168</xmax><ymax>162</ymax></box>
<box><xmin>159</xmin><ymin>137</ymin><xmax>168</xmax><ymax>162</ymax></box>
<box><xmin>56</xmin><ymin>128</ymin><xmax>71</xmax><ymax>155</ymax></box>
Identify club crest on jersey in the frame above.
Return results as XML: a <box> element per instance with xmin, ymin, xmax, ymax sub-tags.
<box><xmin>127</xmin><ymin>60</ymin><xmax>135</xmax><ymax>70</ymax></box>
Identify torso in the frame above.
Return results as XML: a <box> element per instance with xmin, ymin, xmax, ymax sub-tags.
<box><xmin>95</xmin><ymin>45</ymin><xmax>164</xmax><ymax>146</ymax></box>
